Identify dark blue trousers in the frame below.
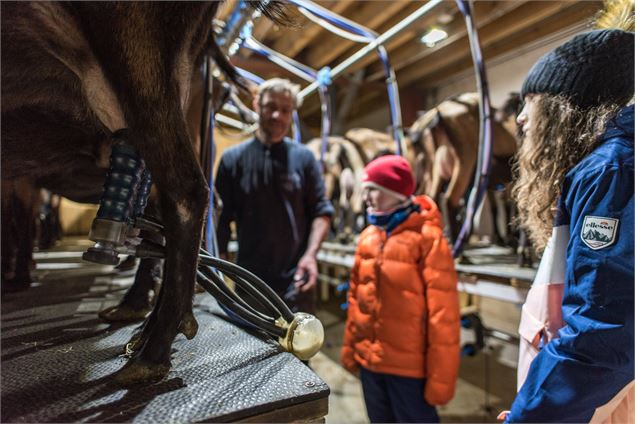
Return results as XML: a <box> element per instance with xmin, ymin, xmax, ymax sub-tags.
<box><xmin>360</xmin><ymin>368</ymin><xmax>440</xmax><ymax>423</ymax></box>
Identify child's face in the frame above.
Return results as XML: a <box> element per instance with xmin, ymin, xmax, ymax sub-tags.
<box><xmin>516</xmin><ymin>94</ymin><xmax>539</xmax><ymax>140</ymax></box>
<box><xmin>363</xmin><ymin>187</ymin><xmax>403</xmax><ymax>213</ymax></box>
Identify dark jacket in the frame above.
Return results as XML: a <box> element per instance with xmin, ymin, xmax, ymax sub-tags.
<box><xmin>215</xmin><ymin>138</ymin><xmax>333</xmax><ymax>292</ymax></box>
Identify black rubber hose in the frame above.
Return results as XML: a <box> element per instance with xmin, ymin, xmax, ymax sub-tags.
<box><xmin>199</xmin><ymin>251</ymin><xmax>283</xmax><ymax>319</ymax></box>
<box><xmin>198</xmin><ymin>251</ymin><xmax>295</xmax><ymax>322</ymax></box>
<box><xmin>196</xmin><ymin>270</ymin><xmax>286</xmax><ymax>337</ymax></box>
<box><xmin>198</xmin><ymin>265</ymin><xmax>275</xmax><ymax>322</ymax></box>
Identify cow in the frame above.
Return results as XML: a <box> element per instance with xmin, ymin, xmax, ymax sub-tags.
<box><xmin>1</xmin><ymin>1</ymin><xmax>284</xmax><ymax>385</ymax></box>
<box><xmin>407</xmin><ymin>92</ymin><xmax>519</xmax><ymax>244</ymax></box>
<box><xmin>305</xmin><ymin>135</ymin><xmax>366</xmax><ymax>240</ymax></box>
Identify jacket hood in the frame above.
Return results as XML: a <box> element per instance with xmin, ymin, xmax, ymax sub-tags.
<box><xmin>603</xmin><ymin>104</ymin><xmax>634</xmax><ymax>143</ymax></box>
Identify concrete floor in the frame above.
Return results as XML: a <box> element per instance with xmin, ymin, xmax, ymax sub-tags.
<box><xmin>23</xmin><ymin>238</ymin><xmax>519</xmax><ymax>423</ymax></box>
<box><xmin>311</xmin><ymin>302</ymin><xmax>519</xmax><ymax>423</ymax></box>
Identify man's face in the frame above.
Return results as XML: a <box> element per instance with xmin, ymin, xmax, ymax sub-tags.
<box><xmin>255</xmin><ymin>91</ymin><xmax>294</xmax><ymax>144</ymax></box>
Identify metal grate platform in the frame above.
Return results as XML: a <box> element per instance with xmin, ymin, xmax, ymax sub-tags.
<box><xmin>1</xmin><ymin>243</ymin><xmax>329</xmax><ymax>423</ymax></box>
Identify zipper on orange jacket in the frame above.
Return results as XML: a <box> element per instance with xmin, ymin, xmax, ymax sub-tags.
<box><xmin>372</xmin><ymin>232</ymin><xmax>386</xmax><ymax>346</ymax></box>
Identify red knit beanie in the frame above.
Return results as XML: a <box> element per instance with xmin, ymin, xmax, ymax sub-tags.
<box><xmin>361</xmin><ymin>155</ymin><xmax>415</xmax><ymax>201</ymax></box>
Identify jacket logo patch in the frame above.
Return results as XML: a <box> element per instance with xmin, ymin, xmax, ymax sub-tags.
<box><xmin>581</xmin><ymin>216</ymin><xmax>618</xmax><ymax>250</ymax></box>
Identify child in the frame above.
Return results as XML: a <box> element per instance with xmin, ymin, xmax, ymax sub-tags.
<box><xmin>341</xmin><ymin>155</ymin><xmax>460</xmax><ymax>423</ymax></box>
<box><xmin>502</xmin><ymin>29</ymin><xmax>634</xmax><ymax>423</ymax></box>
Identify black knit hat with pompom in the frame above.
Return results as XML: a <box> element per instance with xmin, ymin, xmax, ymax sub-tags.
<box><xmin>521</xmin><ymin>29</ymin><xmax>634</xmax><ymax>108</ymax></box>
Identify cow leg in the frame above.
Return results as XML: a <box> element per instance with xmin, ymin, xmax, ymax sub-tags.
<box><xmin>491</xmin><ymin>189</ymin><xmax>510</xmax><ymax>246</ymax></box>
<box><xmin>1</xmin><ymin>181</ymin><xmax>21</xmax><ymax>289</ymax></box>
<box><xmin>114</xmin><ymin>135</ymin><xmax>208</xmax><ymax>385</ymax></box>
<box><xmin>1</xmin><ymin>178</ymin><xmax>39</xmax><ymax>293</ymax></box>
<box><xmin>101</xmin><ymin>198</ymin><xmax>164</xmax><ymax>323</ymax></box>
<box><xmin>99</xmin><ymin>257</ymin><xmax>162</xmax><ymax>322</ymax></box>
<box><xmin>440</xmin><ymin>151</ymin><xmax>472</xmax><ymax>243</ymax></box>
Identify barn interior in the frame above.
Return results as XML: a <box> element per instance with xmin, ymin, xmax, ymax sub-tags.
<box><xmin>1</xmin><ymin>1</ymin><xmax>629</xmax><ymax>423</ymax></box>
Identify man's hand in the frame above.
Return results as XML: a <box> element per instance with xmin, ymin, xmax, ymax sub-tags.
<box><xmin>294</xmin><ymin>254</ymin><xmax>318</xmax><ymax>292</ymax></box>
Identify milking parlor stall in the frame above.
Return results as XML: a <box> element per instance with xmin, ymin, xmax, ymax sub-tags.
<box><xmin>1</xmin><ymin>0</ymin><xmax>626</xmax><ymax>422</ymax></box>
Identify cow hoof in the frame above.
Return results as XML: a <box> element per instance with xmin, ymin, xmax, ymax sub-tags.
<box><xmin>115</xmin><ymin>255</ymin><xmax>137</xmax><ymax>272</ymax></box>
<box><xmin>178</xmin><ymin>312</ymin><xmax>198</xmax><ymax>340</ymax></box>
<box><xmin>115</xmin><ymin>358</ymin><xmax>170</xmax><ymax>385</ymax></box>
<box><xmin>99</xmin><ymin>305</ymin><xmax>150</xmax><ymax>322</ymax></box>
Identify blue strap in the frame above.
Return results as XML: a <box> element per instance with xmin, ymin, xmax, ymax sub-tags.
<box><xmin>317</xmin><ymin>66</ymin><xmax>332</xmax><ymax>87</ymax></box>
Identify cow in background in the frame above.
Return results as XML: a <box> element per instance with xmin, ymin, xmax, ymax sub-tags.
<box><xmin>1</xmin><ymin>178</ymin><xmax>40</xmax><ymax>291</ymax></box>
<box><xmin>1</xmin><ymin>183</ymin><xmax>63</xmax><ymax>292</ymax></box>
<box><xmin>306</xmin><ymin>135</ymin><xmax>366</xmax><ymax>241</ymax></box>
<box><xmin>1</xmin><ymin>1</ymin><xmax>285</xmax><ymax>384</ymax></box>
<box><xmin>407</xmin><ymin>92</ymin><xmax>519</xmax><ymax>246</ymax></box>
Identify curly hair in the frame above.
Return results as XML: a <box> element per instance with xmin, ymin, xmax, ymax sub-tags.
<box><xmin>511</xmin><ymin>95</ymin><xmax>621</xmax><ymax>251</ymax></box>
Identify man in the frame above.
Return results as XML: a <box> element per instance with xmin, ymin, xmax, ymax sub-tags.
<box><xmin>215</xmin><ymin>78</ymin><xmax>333</xmax><ymax>313</ymax></box>
<box><xmin>501</xmin><ymin>29</ymin><xmax>634</xmax><ymax>422</ymax></box>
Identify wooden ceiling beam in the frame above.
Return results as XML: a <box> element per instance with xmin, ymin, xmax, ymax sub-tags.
<box><xmin>365</xmin><ymin>0</ymin><xmax>527</xmax><ymax>79</ymax></box>
<box><xmin>347</xmin><ymin>1</ymin><xmax>600</xmax><ymax>124</ymax></box>
<box><xmin>299</xmin><ymin>1</ymin><xmax>438</xmax><ymax>118</ymax></box>
<box><xmin>416</xmin><ymin>2</ymin><xmax>601</xmax><ymax>88</ymax></box>
<box><xmin>270</xmin><ymin>0</ymin><xmax>357</xmax><ymax>58</ymax></box>
<box><xmin>301</xmin><ymin>1</ymin><xmax>520</xmax><ymax>120</ymax></box>
<box><xmin>331</xmin><ymin>1</ymin><xmax>455</xmax><ymax>77</ymax></box>
<box><xmin>395</xmin><ymin>1</ymin><xmax>598</xmax><ymax>87</ymax></box>
<box><xmin>252</xmin><ymin>17</ymin><xmax>276</xmax><ymax>41</ymax></box>
<box><xmin>304</xmin><ymin>1</ymin><xmax>411</xmax><ymax>69</ymax></box>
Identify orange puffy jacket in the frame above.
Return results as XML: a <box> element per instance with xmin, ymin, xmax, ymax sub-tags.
<box><xmin>341</xmin><ymin>195</ymin><xmax>460</xmax><ymax>406</ymax></box>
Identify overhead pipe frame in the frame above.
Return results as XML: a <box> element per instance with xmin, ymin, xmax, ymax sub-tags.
<box><xmin>451</xmin><ymin>0</ymin><xmax>493</xmax><ymax>258</ymax></box>
<box><xmin>288</xmin><ymin>0</ymin><xmax>410</xmax><ymax>154</ymax></box>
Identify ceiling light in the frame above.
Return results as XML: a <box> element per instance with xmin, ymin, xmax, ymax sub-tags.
<box><xmin>420</xmin><ymin>28</ymin><xmax>448</xmax><ymax>47</ymax></box>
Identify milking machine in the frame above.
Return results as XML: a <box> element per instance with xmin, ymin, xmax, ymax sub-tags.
<box><xmin>82</xmin><ymin>130</ymin><xmax>160</xmax><ymax>265</ymax></box>
<box><xmin>82</xmin><ymin>144</ymin><xmax>324</xmax><ymax>360</ymax></box>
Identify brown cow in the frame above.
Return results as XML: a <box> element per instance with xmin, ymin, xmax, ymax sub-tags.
<box><xmin>1</xmin><ymin>1</ymin><xmax>284</xmax><ymax>385</ymax></box>
<box><xmin>306</xmin><ymin>135</ymin><xmax>366</xmax><ymax>239</ymax></box>
<box><xmin>407</xmin><ymin>92</ymin><xmax>519</xmax><ymax>242</ymax></box>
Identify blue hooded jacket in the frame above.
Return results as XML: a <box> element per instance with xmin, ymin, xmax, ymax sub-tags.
<box><xmin>507</xmin><ymin>105</ymin><xmax>634</xmax><ymax>422</ymax></box>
